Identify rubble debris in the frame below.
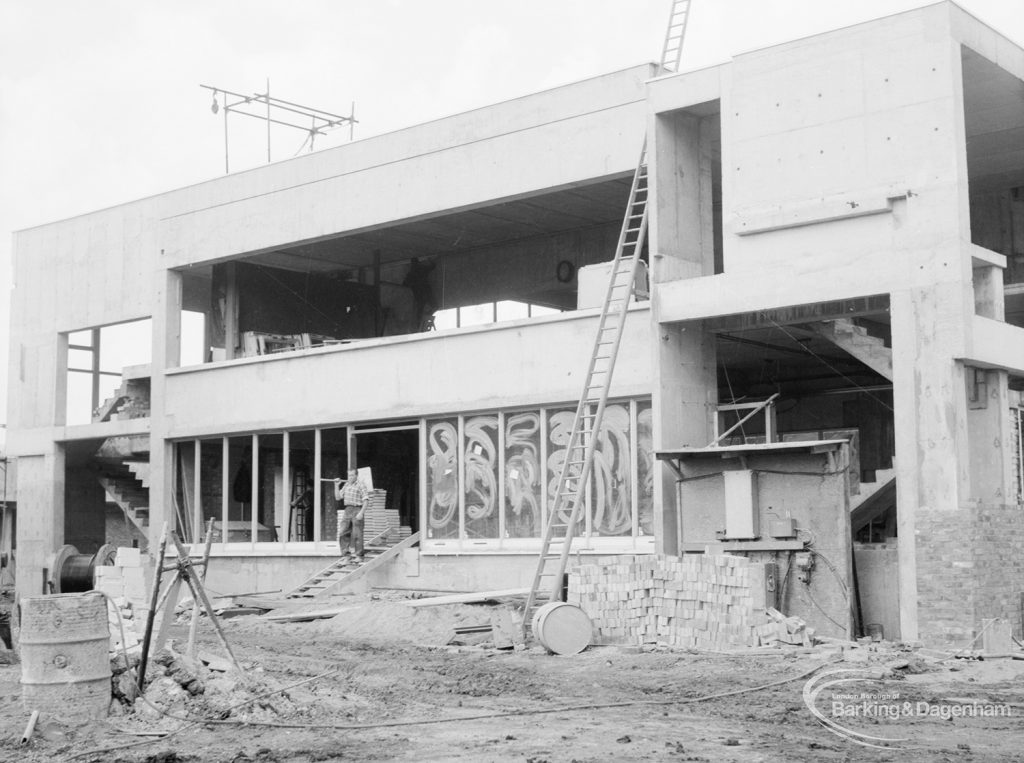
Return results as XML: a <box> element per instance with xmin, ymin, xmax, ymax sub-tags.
<box><xmin>136</xmin><ymin>676</ymin><xmax>189</xmax><ymax>720</ymax></box>
<box><xmin>489</xmin><ymin>607</ymin><xmax>524</xmax><ymax>650</ymax></box>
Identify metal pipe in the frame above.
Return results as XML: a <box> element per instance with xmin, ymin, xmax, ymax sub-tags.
<box><xmin>223</xmin><ymin>96</ymin><xmax>229</xmax><ymax>174</ymax></box>
<box><xmin>20</xmin><ymin>710</ymin><xmax>39</xmax><ymax>745</ymax></box>
<box><xmin>201</xmin><ymin>84</ymin><xmax>355</xmax><ymax>124</ymax></box>
<box><xmin>260</xmin><ymin>92</ymin><xmax>353</xmax><ymax>121</ymax></box>
<box><xmin>222</xmin><ymin>108</ymin><xmax>323</xmax><ymax>132</ymax></box>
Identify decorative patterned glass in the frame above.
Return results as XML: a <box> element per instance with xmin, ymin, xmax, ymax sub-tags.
<box><xmin>637</xmin><ymin>401</ymin><xmax>654</xmax><ymax>536</ymax></box>
<box><xmin>590</xmin><ymin>403</ymin><xmax>632</xmax><ymax>537</ymax></box>
<box><xmin>463</xmin><ymin>415</ymin><xmax>499</xmax><ymax>538</ymax></box>
<box><xmin>504</xmin><ymin>411</ymin><xmax>542</xmax><ymax>538</ymax></box>
<box><xmin>426</xmin><ymin>418</ymin><xmax>460</xmax><ymax>538</ymax></box>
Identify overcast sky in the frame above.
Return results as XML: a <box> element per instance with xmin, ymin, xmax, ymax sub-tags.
<box><xmin>0</xmin><ymin>0</ymin><xmax>1021</xmax><ymax>429</ymax></box>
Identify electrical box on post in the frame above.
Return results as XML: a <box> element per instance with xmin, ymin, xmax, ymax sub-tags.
<box><xmin>749</xmin><ymin>562</ymin><xmax>779</xmax><ymax>610</ymax></box>
<box><xmin>723</xmin><ymin>470</ymin><xmax>758</xmax><ymax>539</ymax></box>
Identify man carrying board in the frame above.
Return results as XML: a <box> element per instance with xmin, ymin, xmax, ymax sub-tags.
<box><xmin>334</xmin><ymin>469</ymin><xmax>368</xmax><ymax>558</ymax></box>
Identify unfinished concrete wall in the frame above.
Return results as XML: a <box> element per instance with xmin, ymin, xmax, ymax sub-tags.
<box><xmin>157</xmin><ymin>67</ymin><xmax>652</xmax><ymax>268</ymax></box>
<box><xmin>162</xmin><ymin>307</ymin><xmax>652</xmax><ymax>440</ymax></box>
<box><xmin>201</xmin><ymin>550</ymin><xmax>539</xmax><ymax>597</ymax></box>
<box><xmin>649</xmin><ymin>5</ymin><xmax>1024</xmax><ymax>646</ymax></box>
<box><xmin>8</xmin><ymin>66</ymin><xmax>655</xmax><ymax>597</ymax></box>
<box><xmin>13</xmin><ymin>451</ymin><xmax>64</xmax><ymax>599</ymax></box>
<box><xmin>854</xmin><ymin>542</ymin><xmax>900</xmax><ymax>641</ymax></box>
<box><xmin>674</xmin><ymin>447</ymin><xmax>853</xmax><ymax>639</ymax></box>
<box><xmin>648</xmin><ymin>97</ymin><xmax>720</xmax><ymax>555</ymax></box>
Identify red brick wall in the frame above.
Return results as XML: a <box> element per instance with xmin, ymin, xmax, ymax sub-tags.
<box><xmin>916</xmin><ymin>502</ymin><xmax>1024</xmax><ymax>646</ymax></box>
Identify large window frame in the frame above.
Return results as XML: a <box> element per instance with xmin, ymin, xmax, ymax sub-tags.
<box><xmin>422</xmin><ymin>396</ymin><xmax>654</xmax><ymax>554</ymax></box>
<box><xmin>173</xmin><ymin>426</ymin><xmax>351</xmax><ymax>554</ymax></box>
<box><xmin>172</xmin><ymin>396</ymin><xmax>654</xmax><ymax>555</ymax></box>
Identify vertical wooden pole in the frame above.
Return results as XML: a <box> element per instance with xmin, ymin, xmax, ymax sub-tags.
<box><xmin>137</xmin><ymin>523</ymin><xmax>169</xmax><ymax>690</ymax></box>
<box><xmin>152</xmin><ymin>574</ymin><xmax>183</xmax><ymax>658</ymax></box>
<box><xmin>187</xmin><ymin>519</ymin><xmax>216</xmax><ymax>658</ymax></box>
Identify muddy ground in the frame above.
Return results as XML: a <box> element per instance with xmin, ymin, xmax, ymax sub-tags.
<box><xmin>0</xmin><ymin>593</ymin><xmax>1022</xmax><ymax>762</ymax></box>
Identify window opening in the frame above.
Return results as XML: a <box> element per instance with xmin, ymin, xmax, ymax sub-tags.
<box><xmin>65</xmin><ymin>319</ymin><xmax>152</xmax><ymax>425</ymax></box>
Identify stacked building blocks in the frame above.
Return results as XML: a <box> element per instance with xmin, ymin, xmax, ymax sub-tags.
<box><xmin>567</xmin><ymin>553</ymin><xmax>780</xmax><ymax>650</ymax></box>
<box><xmin>362</xmin><ymin>490</ymin><xmax>413</xmax><ymax>542</ymax></box>
<box><xmin>93</xmin><ymin>546</ymin><xmax>151</xmax><ymax>661</ymax></box>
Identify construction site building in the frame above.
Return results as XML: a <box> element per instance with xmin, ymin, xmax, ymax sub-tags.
<box><xmin>9</xmin><ymin>2</ymin><xmax>1024</xmax><ymax>645</ymax></box>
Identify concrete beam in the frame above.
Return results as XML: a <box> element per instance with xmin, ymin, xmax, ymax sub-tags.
<box><xmin>960</xmin><ymin>315</ymin><xmax>1024</xmax><ymax>376</ymax></box>
<box><xmin>647</xmin><ymin>64</ymin><xmax>724</xmax><ymax>116</ymax></box>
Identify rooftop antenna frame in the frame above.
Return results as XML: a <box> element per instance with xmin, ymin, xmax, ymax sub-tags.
<box><xmin>200</xmin><ymin>79</ymin><xmax>357</xmax><ymax>174</ymax></box>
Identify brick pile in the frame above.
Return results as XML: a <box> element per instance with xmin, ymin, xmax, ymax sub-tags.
<box><xmin>93</xmin><ymin>547</ymin><xmax>150</xmax><ymax>659</ymax></box>
<box><xmin>363</xmin><ymin>489</ymin><xmax>413</xmax><ymax>542</ymax></box>
<box><xmin>568</xmin><ymin>553</ymin><xmax>777</xmax><ymax>649</ymax></box>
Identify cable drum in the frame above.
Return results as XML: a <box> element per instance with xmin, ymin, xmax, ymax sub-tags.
<box><xmin>50</xmin><ymin>543</ymin><xmax>118</xmax><ymax>593</ymax></box>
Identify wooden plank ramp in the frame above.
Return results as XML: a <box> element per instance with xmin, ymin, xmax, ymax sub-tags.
<box><xmin>286</xmin><ymin>532</ymin><xmax>420</xmax><ymax>599</ymax></box>
<box><xmin>400</xmin><ymin>587</ymin><xmax>531</xmax><ymax>608</ymax></box>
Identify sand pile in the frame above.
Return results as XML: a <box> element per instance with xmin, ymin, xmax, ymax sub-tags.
<box><xmin>316</xmin><ymin>602</ymin><xmax>493</xmax><ymax>645</ymax></box>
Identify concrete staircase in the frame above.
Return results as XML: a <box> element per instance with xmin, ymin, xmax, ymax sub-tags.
<box><xmin>851</xmin><ymin>476</ymin><xmax>896</xmax><ymax>533</ymax></box>
<box><xmin>850</xmin><ymin>463</ymin><xmax>896</xmax><ymax>534</ymax></box>
<box><xmin>93</xmin><ymin>372</ymin><xmax>151</xmax><ymax>423</ymax></box>
<box><xmin>807</xmin><ymin>318</ymin><xmax>892</xmax><ymax>380</ymax></box>
<box><xmin>95</xmin><ymin>459</ymin><xmax>150</xmax><ymax>533</ymax></box>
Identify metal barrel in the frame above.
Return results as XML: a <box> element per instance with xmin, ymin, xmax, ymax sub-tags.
<box><xmin>20</xmin><ymin>592</ymin><xmax>111</xmax><ymax>721</ymax></box>
<box><xmin>531</xmin><ymin>601</ymin><xmax>593</xmax><ymax>655</ymax></box>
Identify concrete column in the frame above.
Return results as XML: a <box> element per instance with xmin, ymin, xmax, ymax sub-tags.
<box><xmin>972</xmin><ymin>265</ymin><xmax>1005</xmax><ymax>321</ymax></box>
<box><xmin>14</xmin><ymin>448</ymin><xmax>64</xmax><ymax>601</ymax></box>
<box><xmin>148</xmin><ymin>268</ymin><xmax>182</xmax><ymax>549</ymax></box>
<box><xmin>650</xmin><ymin>111</ymin><xmax>715</xmax><ymax>282</ymax></box>
<box><xmin>966</xmin><ymin>368</ymin><xmax>1013</xmax><ymax>505</ymax></box>
<box><xmin>891</xmin><ymin>285</ymin><xmax>971</xmax><ymax>644</ymax></box>
<box><xmin>652</xmin><ymin>322</ymin><xmax>716</xmax><ymax>554</ymax></box>
<box><xmin>649</xmin><ymin>103</ymin><xmax>718</xmax><ymax>554</ymax></box>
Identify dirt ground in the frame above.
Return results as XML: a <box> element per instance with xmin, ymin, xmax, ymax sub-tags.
<box><xmin>1</xmin><ymin>592</ymin><xmax>1022</xmax><ymax>762</ymax></box>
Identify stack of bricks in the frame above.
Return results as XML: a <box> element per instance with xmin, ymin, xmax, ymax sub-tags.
<box><xmin>363</xmin><ymin>490</ymin><xmax>414</xmax><ymax>542</ymax></box>
<box><xmin>93</xmin><ymin>547</ymin><xmax>150</xmax><ymax>660</ymax></box>
<box><xmin>567</xmin><ymin>553</ymin><xmax>775</xmax><ymax>649</ymax></box>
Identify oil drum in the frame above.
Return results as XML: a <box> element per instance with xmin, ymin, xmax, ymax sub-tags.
<box><xmin>20</xmin><ymin>591</ymin><xmax>111</xmax><ymax>720</ymax></box>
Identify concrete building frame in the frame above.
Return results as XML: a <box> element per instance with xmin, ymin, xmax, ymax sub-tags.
<box><xmin>9</xmin><ymin>2</ymin><xmax>1024</xmax><ymax>646</ymax></box>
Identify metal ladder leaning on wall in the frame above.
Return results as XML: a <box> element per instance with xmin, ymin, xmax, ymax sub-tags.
<box><xmin>521</xmin><ymin>142</ymin><xmax>651</xmax><ymax>636</ymax></box>
<box><xmin>520</xmin><ymin>0</ymin><xmax>694</xmax><ymax>639</ymax></box>
<box><xmin>660</xmin><ymin>0</ymin><xmax>692</xmax><ymax>73</ymax></box>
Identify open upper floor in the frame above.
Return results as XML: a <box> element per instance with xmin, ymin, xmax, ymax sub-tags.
<box><xmin>9</xmin><ymin>2</ymin><xmax>1024</xmax><ymax>445</ymax></box>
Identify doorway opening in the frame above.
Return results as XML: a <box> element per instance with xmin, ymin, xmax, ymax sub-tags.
<box><xmin>352</xmin><ymin>424</ymin><xmax>419</xmax><ymax>537</ymax></box>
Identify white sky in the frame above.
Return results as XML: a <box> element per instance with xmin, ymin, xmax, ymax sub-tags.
<box><xmin>0</xmin><ymin>0</ymin><xmax>1021</xmax><ymax>427</ymax></box>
